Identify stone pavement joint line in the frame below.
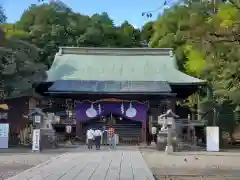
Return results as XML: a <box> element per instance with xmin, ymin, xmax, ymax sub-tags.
<box><xmin>6</xmin><ymin>148</ymin><xmax>155</xmax><ymax>180</ymax></box>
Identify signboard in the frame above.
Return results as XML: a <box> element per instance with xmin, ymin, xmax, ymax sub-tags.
<box><xmin>0</xmin><ymin>123</ymin><xmax>9</xmax><ymax>149</ymax></box>
<box><xmin>0</xmin><ymin>124</ymin><xmax>9</xmax><ymax>137</ymax></box>
<box><xmin>66</xmin><ymin>125</ymin><xmax>72</xmax><ymax>133</ymax></box>
<box><xmin>34</xmin><ymin>115</ymin><xmax>41</xmax><ymax>123</ymax></box>
<box><xmin>32</xmin><ymin>129</ymin><xmax>40</xmax><ymax>151</ymax></box>
<box><xmin>206</xmin><ymin>126</ymin><xmax>219</xmax><ymax>152</ymax></box>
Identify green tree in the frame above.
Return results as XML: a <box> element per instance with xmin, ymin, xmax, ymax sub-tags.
<box><xmin>0</xmin><ymin>5</ymin><xmax>6</xmax><ymax>24</ymax></box>
<box><xmin>1</xmin><ymin>24</ymin><xmax>47</xmax><ymax>98</ymax></box>
<box><xmin>0</xmin><ymin>5</ymin><xmax>46</xmax><ymax>98</ymax></box>
<box><xmin>119</xmin><ymin>21</ymin><xmax>141</xmax><ymax>47</ymax></box>
<box><xmin>16</xmin><ymin>2</ymin><xmax>83</xmax><ymax>67</ymax></box>
<box><xmin>16</xmin><ymin>1</ymin><xmax>143</xmax><ymax>67</ymax></box>
<box><xmin>150</xmin><ymin>1</ymin><xmax>240</xmax><ymax>106</ymax></box>
<box><xmin>0</xmin><ymin>5</ymin><xmax>6</xmax><ymax>44</ymax></box>
<box><xmin>149</xmin><ymin>1</ymin><xmax>240</xmax><ymax>139</ymax></box>
<box><xmin>141</xmin><ymin>21</ymin><xmax>154</xmax><ymax>43</ymax></box>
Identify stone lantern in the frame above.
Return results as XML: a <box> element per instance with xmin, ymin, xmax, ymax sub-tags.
<box><xmin>157</xmin><ymin>109</ymin><xmax>179</xmax><ymax>153</ymax></box>
<box><xmin>29</xmin><ymin>108</ymin><xmax>58</xmax><ymax>152</ymax></box>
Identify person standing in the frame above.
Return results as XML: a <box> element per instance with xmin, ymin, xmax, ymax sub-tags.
<box><xmin>102</xmin><ymin>126</ymin><xmax>108</xmax><ymax>145</ymax></box>
<box><xmin>87</xmin><ymin>128</ymin><xmax>94</xmax><ymax>150</ymax></box>
<box><xmin>94</xmin><ymin>127</ymin><xmax>102</xmax><ymax>150</ymax></box>
<box><xmin>108</xmin><ymin>125</ymin><xmax>115</xmax><ymax>149</ymax></box>
<box><xmin>151</xmin><ymin>126</ymin><xmax>157</xmax><ymax>144</ymax></box>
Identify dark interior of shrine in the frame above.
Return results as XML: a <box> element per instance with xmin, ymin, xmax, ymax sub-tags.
<box><xmin>34</xmin><ymin>79</ymin><xmax>206</xmax><ymax>145</ymax></box>
<box><xmin>82</xmin><ymin>114</ymin><xmax>142</xmax><ymax>144</ymax></box>
<box><xmin>52</xmin><ymin>114</ymin><xmax>143</xmax><ymax>144</ymax></box>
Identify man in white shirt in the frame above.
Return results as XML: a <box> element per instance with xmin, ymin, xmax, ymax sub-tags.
<box><xmin>152</xmin><ymin>126</ymin><xmax>157</xmax><ymax>144</ymax></box>
<box><xmin>152</xmin><ymin>126</ymin><xmax>157</xmax><ymax>135</ymax></box>
<box><xmin>94</xmin><ymin>127</ymin><xmax>102</xmax><ymax>150</ymax></box>
<box><xmin>87</xmin><ymin>128</ymin><xmax>94</xmax><ymax>150</ymax></box>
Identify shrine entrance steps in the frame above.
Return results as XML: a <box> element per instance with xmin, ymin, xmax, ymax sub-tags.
<box><xmin>6</xmin><ymin>146</ymin><xmax>155</xmax><ymax>180</ymax></box>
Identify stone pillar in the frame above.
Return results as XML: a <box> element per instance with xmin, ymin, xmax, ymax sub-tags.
<box><xmin>167</xmin><ymin>98</ymin><xmax>176</xmax><ymax>112</ymax></box>
<box><xmin>187</xmin><ymin>114</ymin><xmax>191</xmax><ymax>141</ymax></box>
<box><xmin>166</xmin><ymin>97</ymin><xmax>177</xmax><ymax>153</ymax></box>
<box><xmin>165</xmin><ymin>127</ymin><xmax>173</xmax><ymax>153</ymax></box>
<box><xmin>193</xmin><ymin>126</ymin><xmax>196</xmax><ymax>145</ymax></box>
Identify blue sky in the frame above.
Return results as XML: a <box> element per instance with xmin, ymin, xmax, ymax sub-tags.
<box><xmin>2</xmin><ymin>0</ymin><xmax>168</xmax><ymax>28</ymax></box>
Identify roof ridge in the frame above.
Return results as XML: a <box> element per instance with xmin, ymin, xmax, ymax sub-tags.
<box><xmin>57</xmin><ymin>47</ymin><xmax>173</xmax><ymax>56</ymax></box>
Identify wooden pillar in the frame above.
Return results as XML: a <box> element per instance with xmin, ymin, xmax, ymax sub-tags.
<box><xmin>149</xmin><ymin>116</ymin><xmax>152</xmax><ymax>133</ymax></box>
<box><xmin>141</xmin><ymin>120</ymin><xmax>147</xmax><ymax>144</ymax></box>
<box><xmin>76</xmin><ymin>120</ymin><xmax>83</xmax><ymax>139</ymax></box>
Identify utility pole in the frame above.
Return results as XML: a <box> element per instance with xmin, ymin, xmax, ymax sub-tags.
<box><xmin>213</xmin><ymin>0</ymin><xmax>216</xmax><ymax>13</ymax></box>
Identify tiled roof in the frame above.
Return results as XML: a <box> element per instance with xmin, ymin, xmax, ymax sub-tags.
<box><xmin>46</xmin><ymin>47</ymin><xmax>205</xmax><ymax>85</ymax></box>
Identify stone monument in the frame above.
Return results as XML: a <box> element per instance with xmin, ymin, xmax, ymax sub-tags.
<box><xmin>157</xmin><ymin>109</ymin><xmax>179</xmax><ymax>153</ymax></box>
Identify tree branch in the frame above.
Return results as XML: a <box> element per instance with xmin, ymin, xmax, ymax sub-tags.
<box><xmin>229</xmin><ymin>0</ymin><xmax>240</xmax><ymax>10</ymax></box>
<box><xmin>207</xmin><ymin>32</ymin><xmax>240</xmax><ymax>43</ymax></box>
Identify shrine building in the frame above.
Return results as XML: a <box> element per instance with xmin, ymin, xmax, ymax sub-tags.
<box><xmin>35</xmin><ymin>47</ymin><xmax>206</xmax><ymax>144</ymax></box>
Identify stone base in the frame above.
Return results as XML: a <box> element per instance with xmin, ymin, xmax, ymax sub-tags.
<box><xmin>65</xmin><ymin>140</ymin><xmax>73</xmax><ymax>145</ymax></box>
<box><xmin>165</xmin><ymin>145</ymin><xmax>173</xmax><ymax>154</ymax></box>
<box><xmin>150</xmin><ymin>141</ymin><xmax>156</xmax><ymax>146</ymax></box>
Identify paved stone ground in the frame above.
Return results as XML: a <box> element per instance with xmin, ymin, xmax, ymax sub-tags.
<box><xmin>0</xmin><ymin>146</ymin><xmax>79</xmax><ymax>180</ymax></box>
<box><xmin>0</xmin><ymin>153</ymin><xmax>61</xmax><ymax>180</ymax></box>
<box><xmin>141</xmin><ymin>148</ymin><xmax>240</xmax><ymax>180</ymax></box>
<box><xmin>4</xmin><ymin>146</ymin><xmax>154</xmax><ymax>180</ymax></box>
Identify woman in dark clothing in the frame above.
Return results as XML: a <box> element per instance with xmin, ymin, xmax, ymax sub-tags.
<box><xmin>102</xmin><ymin>126</ymin><xmax>108</xmax><ymax>145</ymax></box>
<box><xmin>94</xmin><ymin>127</ymin><xmax>102</xmax><ymax>150</ymax></box>
<box><xmin>146</xmin><ymin>128</ymin><xmax>152</xmax><ymax>145</ymax></box>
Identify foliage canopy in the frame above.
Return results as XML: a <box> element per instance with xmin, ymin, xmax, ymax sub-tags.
<box><xmin>150</xmin><ymin>1</ymin><xmax>240</xmax><ymax>106</ymax></box>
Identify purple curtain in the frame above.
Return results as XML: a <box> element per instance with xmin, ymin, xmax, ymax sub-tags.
<box><xmin>76</xmin><ymin>102</ymin><xmax>148</xmax><ymax>123</ymax></box>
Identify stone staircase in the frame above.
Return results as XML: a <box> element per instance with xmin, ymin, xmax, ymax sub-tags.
<box><xmin>106</xmin><ymin>123</ymin><xmax>142</xmax><ymax>144</ymax></box>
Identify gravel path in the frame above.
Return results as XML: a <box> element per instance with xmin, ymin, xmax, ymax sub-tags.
<box><xmin>141</xmin><ymin>148</ymin><xmax>240</xmax><ymax>180</ymax></box>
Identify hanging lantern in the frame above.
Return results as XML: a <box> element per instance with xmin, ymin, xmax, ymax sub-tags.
<box><xmin>86</xmin><ymin>104</ymin><xmax>97</xmax><ymax>118</ymax></box>
<box><xmin>126</xmin><ymin>103</ymin><xmax>137</xmax><ymax>118</ymax></box>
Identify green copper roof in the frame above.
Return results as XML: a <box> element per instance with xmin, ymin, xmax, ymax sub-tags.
<box><xmin>46</xmin><ymin>47</ymin><xmax>205</xmax><ymax>85</ymax></box>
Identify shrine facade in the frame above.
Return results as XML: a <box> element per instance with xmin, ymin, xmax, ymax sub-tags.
<box><xmin>35</xmin><ymin>47</ymin><xmax>205</xmax><ymax>144</ymax></box>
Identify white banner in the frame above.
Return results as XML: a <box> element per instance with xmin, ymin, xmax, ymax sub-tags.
<box><xmin>0</xmin><ymin>124</ymin><xmax>9</xmax><ymax>149</ymax></box>
<box><xmin>32</xmin><ymin>129</ymin><xmax>40</xmax><ymax>151</ymax></box>
<box><xmin>206</xmin><ymin>126</ymin><xmax>219</xmax><ymax>152</ymax></box>
<box><xmin>0</xmin><ymin>124</ymin><xmax>9</xmax><ymax>138</ymax></box>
